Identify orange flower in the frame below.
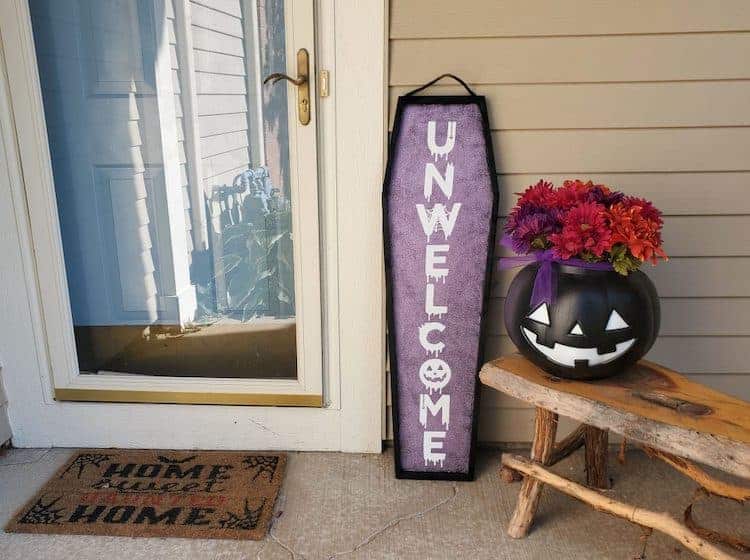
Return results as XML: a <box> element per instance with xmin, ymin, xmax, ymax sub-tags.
<box><xmin>608</xmin><ymin>200</ymin><xmax>668</xmax><ymax>264</ymax></box>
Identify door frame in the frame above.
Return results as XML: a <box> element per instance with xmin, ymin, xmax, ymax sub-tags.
<box><xmin>0</xmin><ymin>0</ymin><xmax>386</xmax><ymax>452</ymax></box>
<box><xmin>3</xmin><ymin>0</ymin><xmax>324</xmax><ymax>405</ymax></box>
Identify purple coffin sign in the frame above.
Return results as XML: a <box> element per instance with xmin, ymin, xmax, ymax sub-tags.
<box><xmin>384</xmin><ymin>88</ymin><xmax>498</xmax><ymax>480</ymax></box>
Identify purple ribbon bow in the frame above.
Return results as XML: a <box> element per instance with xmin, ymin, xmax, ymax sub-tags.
<box><xmin>498</xmin><ymin>235</ymin><xmax>613</xmax><ymax>307</ymax></box>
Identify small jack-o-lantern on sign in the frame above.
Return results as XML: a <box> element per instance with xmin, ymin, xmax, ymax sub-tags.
<box><xmin>384</xmin><ymin>75</ymin><xmax>498</xmax><ymax>479</ymax></box>
<box><xmin>505</xmin><ymin>264</ymin><xmax>660</xmax><ymax>380</ymax></box>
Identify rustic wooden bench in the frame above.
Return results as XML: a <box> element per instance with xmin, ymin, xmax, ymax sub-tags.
<box><xmin>480</xmin><ymin>354</ymin><xmax>750</xmax><ymax>560</ymax></box>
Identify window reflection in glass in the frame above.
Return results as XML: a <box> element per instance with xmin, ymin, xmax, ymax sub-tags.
<box><xmin>30</xmin><ymin>0</ymin><xmax>296</xmax><ymax>379</ymax></box>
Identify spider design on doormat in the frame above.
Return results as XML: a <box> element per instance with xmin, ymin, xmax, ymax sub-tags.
<box><xmin>242</xmin><ymin>455</ymin><xmax>279</xmax><ymax>481</ymax></box>
<box><xmin>59</xmin><ymin>453</ymin><xmax>112</xmax><ymax>479</ymax></box>
<box><xmin>18</xmin><ymin>496</ymin><xmax>65</xmax><ymax>525</ymax></box>
<box><xmin>217</xmin><ymin>498</ymin><xmax>266</xmax><ymax>530</ymax></box>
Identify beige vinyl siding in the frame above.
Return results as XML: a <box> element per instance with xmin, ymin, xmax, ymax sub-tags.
<box><xmin>387</xmin><ymin>0</ymin><xmax>750</xmax><ymax>442</ymax></box>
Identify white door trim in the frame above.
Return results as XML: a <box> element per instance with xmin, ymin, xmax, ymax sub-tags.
<box><xmin>329</xmin><ymin>0</ymin><xmax>388</xmax><ymax>448</ymax></box>
<box><xmin>0</xmin><ymin>0</ymin><xmax>386</xmax><ymax>452</ymax></box>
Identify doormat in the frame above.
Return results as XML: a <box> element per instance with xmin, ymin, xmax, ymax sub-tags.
<box><xmin>5</xmin><ymin>450</ymin><xmax>286</xmax><ymax>540</ymax></box>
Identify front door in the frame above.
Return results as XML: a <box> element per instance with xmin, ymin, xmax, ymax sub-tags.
<box><xmin>13</xmin><ymin>0</ymin><xmax>323</xmax><ymax>405</ymax></box>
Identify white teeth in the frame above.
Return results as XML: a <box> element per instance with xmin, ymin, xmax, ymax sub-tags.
<box><xmin>522</xmin><ymin>327</ymin><xmax>636</xmax><ymax>368</ymax></box>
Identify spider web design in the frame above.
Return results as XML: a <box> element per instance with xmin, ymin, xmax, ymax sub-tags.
<box><xmin>18</xmin><ymin>495</ymin><xmax>65</xmax><ymax>525</ymax></box>
<box><xmin>217</xmin><ymin>498</ymin><xmax>266</xmax><ymax>530</ymax></box>
<box><xmin>59</xmin><ymin>453</ymin><xmax>113</xmax><ymax>479</ymax></box>
<box><xmin>242</xmin><ymin>455</ymin><xmax>279</xmax><ymax>481</ymax></box>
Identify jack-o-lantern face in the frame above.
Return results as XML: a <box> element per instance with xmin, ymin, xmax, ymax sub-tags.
<box><xmin>419</xmin><ymin>358</ymin><xmax>451</xmax><ymax>393</ymax></box>
<box><xmin>504</xmin><ymin>264</ymin><xmax>660</xmax><ymax>380</ymax></box>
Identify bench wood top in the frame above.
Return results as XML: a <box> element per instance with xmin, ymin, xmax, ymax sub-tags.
<box><xmin>480</xmin><ymin>354</ymin><xmax>750</xmax><ymax>479</ymax></box>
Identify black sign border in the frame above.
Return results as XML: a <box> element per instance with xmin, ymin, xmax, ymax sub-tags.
<box><xmin>383</xmin><ymin>94</ymin><xmax>500</xmax><ymax>480</ymax></box>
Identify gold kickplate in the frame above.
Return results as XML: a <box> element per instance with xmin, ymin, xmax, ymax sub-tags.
<box><xmin>54</xmin><ymin>388</ymin><xmax>323</xmax><ymax>407</ymax></box>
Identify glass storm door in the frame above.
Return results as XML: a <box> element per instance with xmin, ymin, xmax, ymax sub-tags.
<box><xmin>27</xmin><ymin>0</ymin><xmax>323</xmax><ymax>404</ymax></box>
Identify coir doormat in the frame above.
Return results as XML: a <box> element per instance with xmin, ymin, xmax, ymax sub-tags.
<box><xmin>5</xmin><ymin>450</ymin><xmax>286</xmax><ymax>540</ymax></box>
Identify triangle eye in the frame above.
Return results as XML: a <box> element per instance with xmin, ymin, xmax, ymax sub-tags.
<box><xmin>605</xmin><ymin>309</ymin><xmax>629</xmax><ymax>330</ymax></box>
<box><xmin>527</xmin><ymin>303</ymin><xmax>549</xmax><ymax>326</ymax></box>
<box><xmin>569</xmin><ymin>322</ymin><xmax>584</xmax><ymax>335</ymax></box>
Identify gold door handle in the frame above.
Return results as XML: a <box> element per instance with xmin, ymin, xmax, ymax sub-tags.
<box><xmin>263</xmin><ymin>73</ymin><xmax>307</xmax><ymax>86</ymax></box>
<box><xmin>263</xmin><ymin>48</ymin><xmax>311</xmax><ymax>125</ymax></box>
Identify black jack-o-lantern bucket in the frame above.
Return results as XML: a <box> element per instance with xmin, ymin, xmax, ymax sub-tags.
<box><xmin>504</xmin><ymin>263</ymin><xmax>660</xmax><ymax>380</ymax></box>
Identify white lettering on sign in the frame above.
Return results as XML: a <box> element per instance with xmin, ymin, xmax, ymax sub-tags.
<box><xmin>423</xmin><ymin>431</ymin><xmax>447</xmax><ymax>467</ymax></box>
<box><xmin>425</xmin><ymin>245</ymin><xmax>450</xmax><ymax>282</ymax></box>
<box><xmin>416</xmin><ymin>120</ymin><xmax>457</xmax><ymax>468</ymax></box>
<box><xmin>427</xmin><ymin>121</ymin><xmax>456</xmax><ymax>161</ymax></box>
<box><xmin>416</xmin><ymin>203</ymin><xmax>462</xmax><ymax>241</ymax></box>
<box><xmin>420</xmin><ymin>394</ymin><xmax>450</xmax><ymax>430</ymax></box>
<box><xmin>423</xmin><ymin>162</ymin><xmax>454</xmax><ymax>201</ymax></box>
<box><xmin>419</xmin><ymin>322</ymin><xmax>446</xmax><ymax>356</ymax></box>
<box><xmin>425</xmin><ymin>284</ymin><xmax>447</xmax><ymax>319</ymax></box>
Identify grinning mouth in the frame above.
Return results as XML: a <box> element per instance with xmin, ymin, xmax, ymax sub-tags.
<box><xmin>522</xmin><ymin>327</ymin><xmax>636</xmax><ymax>368</ymax></box>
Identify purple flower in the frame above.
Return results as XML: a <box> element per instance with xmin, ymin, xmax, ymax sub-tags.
<box><xmin>586</xmin><ymin>186</ymin><xmax>625</xmax><ymax>206</ymax></box>
<box><xmin>504</xmin><ymin>204</ymin><xmax>562</xmax><ymax>254</ymax></box>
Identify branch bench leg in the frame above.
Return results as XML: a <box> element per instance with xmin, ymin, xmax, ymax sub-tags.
<box><xmin>548</xmin><ymin>423</ymin><xmax>586</xmax><ymax>466</ymax></box>
<box><xmin>584</xmin><ymin>426</ymin><xmax>609</xmax><ymax>489</ymax></box>
<box><xmin>502</xmin><ymin>454</ymin><xmax>737</xmax><ymax>560</ymax></box>
<box><xmin>507</xmin><ymin>407</ymin><xmax>558</xmax><ymax>538</ymax></box>
<box><xmin>502</xmin><ymin>422</ymin><xmax>590</xmax><ymax>485</ymax></box>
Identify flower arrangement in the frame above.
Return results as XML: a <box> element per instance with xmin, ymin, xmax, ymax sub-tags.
<box><xmin>504</xmin><ymin>180</ymin><xmax>667</xmax><ymax>275</ymax></box>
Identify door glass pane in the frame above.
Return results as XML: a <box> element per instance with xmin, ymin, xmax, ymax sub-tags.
<box><xmin>29</xmin><ymin>0</ymin><xmax>297</xmax><ymax>379</ymax></box>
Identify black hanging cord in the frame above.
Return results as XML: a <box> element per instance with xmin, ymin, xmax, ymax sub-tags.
<box><xmin>404</xmin><ymin>73</ymin><xmax>477</xmax><ymax>97</ymax></box>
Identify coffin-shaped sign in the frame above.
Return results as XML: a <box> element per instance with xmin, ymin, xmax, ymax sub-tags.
<box><xmin>384</xmin><ymin>75</ymin><xmax>498</xmax><ymax>479</ymax></box>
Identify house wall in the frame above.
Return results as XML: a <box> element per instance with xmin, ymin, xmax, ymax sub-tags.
<box><xmin>387</xmin><ymin>0</ymin><xmax>750</xmax><ymax>442</ymax></box>
<box><xmin>0</xmin><ymin>377</ymin><xmax>11</xmax><ymax>445</ymax></box>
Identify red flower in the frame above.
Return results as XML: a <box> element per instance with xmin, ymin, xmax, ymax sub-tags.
<box><xmin>552</xmin><ymin>179</ymin><xmax>594</xmax><ymax>209</ymax></box>
<box><xmin>503</xmin><ymin>178</ymin><xmax>666</xmax><ymax>274</ymax></box>
<box><xmin>608</xmin><ymin>199</ymin><xmax>667</xmax><ymax>264</ymax></box>
<box><xmin>550</xmin><ymin>202</ymin><xmax>612</xmax><ymax>259</ymax></box>
<box><xmin>516</xmin><ymin>180</ymin><xmax>556</xmax><ymax>207</ymax></box>
<box><xmin>621</xmin><ymin>196</ymin><xmax>663</xmax><ymax>224</ymax></box>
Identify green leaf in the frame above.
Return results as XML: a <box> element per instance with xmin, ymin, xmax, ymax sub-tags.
<box><xmin>609</xmin><ymin>246</ymin><xmax>642</xmax><ymax>276</ymax></box>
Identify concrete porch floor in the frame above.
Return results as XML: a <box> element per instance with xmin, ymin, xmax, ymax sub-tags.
<box><xmin>0</xmin><ymin>446</ymin><xmax>746</xmax><ymax>559</ymax></box>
